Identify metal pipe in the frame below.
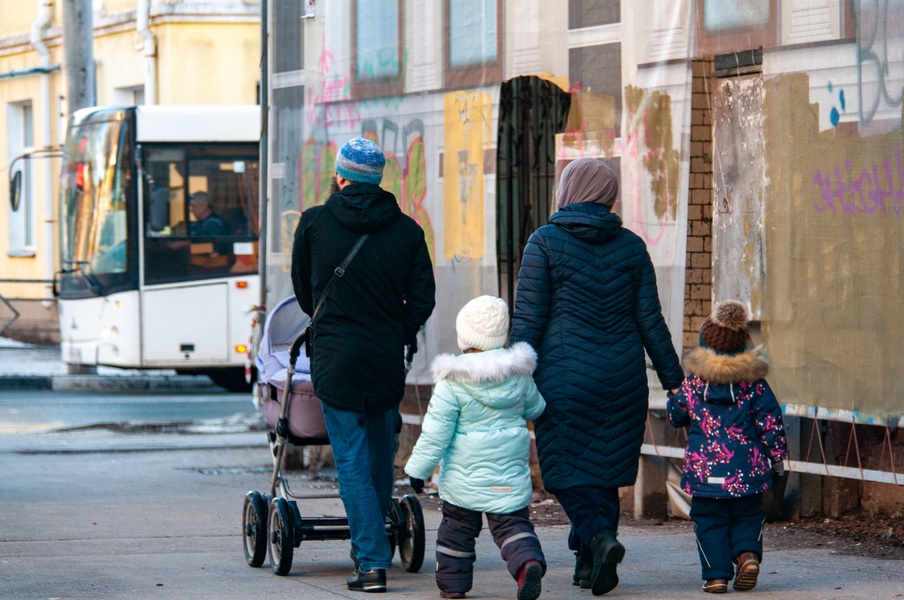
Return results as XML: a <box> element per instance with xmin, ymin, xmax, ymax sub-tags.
<box><xmin>0</xmin><ymin>66</ymin><xmax>60</xmax><ymax>81</ymax></box>
<box><xmin>31</xmin><ymin>0</ymin><xmax>56</xmax><ymax>294</ymax></box>
<box><xmin>137</xmin><ymin>0</ymin><xmax>157</xmax><ymax>104</ymax></box>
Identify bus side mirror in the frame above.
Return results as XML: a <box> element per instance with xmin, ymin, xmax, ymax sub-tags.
<box><xmin>9</xmin><ymin>170</ymin><xmax>22</xmax><ymax>211</ymax></box>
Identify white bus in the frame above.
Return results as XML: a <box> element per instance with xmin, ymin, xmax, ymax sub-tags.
<box><xmin>56</xmin><ymin>105</ymin><xmax>261</xmax><ymax>391</ymax></box>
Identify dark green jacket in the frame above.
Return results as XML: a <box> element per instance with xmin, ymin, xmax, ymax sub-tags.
<box><xmin>291</xmin><ymin>183</ymin><xmax>436</xmax><ymax>414</ymax></box>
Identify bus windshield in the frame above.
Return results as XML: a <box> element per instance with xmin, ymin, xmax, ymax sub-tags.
<box><xmin>60</xmin><ymin>116</ymin><xmax>133</xmax><ymax>295</ymax></box>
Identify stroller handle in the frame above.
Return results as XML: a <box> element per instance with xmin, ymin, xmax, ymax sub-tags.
<box><xmin>288</xmin><ymin>331</ymin><xmax>306</xmax><ymax>367</ymax></box>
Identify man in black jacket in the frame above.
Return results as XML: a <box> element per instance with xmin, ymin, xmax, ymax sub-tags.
<box><xmin>291</xmin><ymin>137</ymin><xmax>436</xmax><ymax>593</ymax></box>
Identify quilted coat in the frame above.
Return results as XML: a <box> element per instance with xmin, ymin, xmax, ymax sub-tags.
<box><xmin>405</xmin><ymin>342</ymin><xmax>546</xmax><ymax>514</ymax></box>
<box><xmin>667</xmin><ymin>347</ymin><xmax>787</xmax><ymax>498</ymax></box>
<box><xmin>509</xmin><ymin>202</ymin><xmax>684</xmax><ymax>490</ymax></box>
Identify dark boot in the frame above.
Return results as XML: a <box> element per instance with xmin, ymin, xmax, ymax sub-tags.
<box><xmin>347</xmin><ymin>568</ymin><xmax>387</xmax><ymax>593</ymax></box>
<box><xmin>572</xmin><ymin>552</ymin><xmax>592</xmax><ymax>589</ymax></box>
<box><xmin>590</xmin><ymin>530</ymin><xmax>625</xmax><ymax>596</ymax></box>
<box><xmin>516</xmin><ymin>560</ymin><xmax>543</xmax><ymax>600</ymax></box>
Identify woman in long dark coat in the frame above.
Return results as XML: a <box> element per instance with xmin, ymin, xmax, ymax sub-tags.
<box><xmin>509</xmin><ymin>158</ymin><xmax>683</xmax><ymax>596</ymax></box>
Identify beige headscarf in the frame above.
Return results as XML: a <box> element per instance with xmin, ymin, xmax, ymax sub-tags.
<box><xmin>555</xmin><ymin>158</ymin><xmax>619</xmax><ymax>209</ymax></box>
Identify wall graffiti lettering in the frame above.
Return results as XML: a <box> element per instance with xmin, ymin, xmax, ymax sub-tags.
<box><xmin>811</xmin><ymin>149</ymin><xmax>904</xmax><ymax>217</ymax></box>
<box><xmin>811</xmin><ymin>149</ymin><xmax>904</xmax><ymax>216</ymax></box>
<box><xmin>856</xmin><ymin>0</ymin><xmax>904</xmax><ymax>126</ymax></box>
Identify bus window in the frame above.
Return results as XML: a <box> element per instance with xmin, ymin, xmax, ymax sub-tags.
<box><xmin>143</xmin><ymin>144</ymin><xmax>259</xmax><ymax>284</ymax></box>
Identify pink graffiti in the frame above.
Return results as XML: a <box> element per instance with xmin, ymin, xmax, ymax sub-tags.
<box><xmin>305</xmin><ymin>40</ymin><xmax>362</xmax><ymax>129</ymax></box>
<box><xmin>811</xmin><ymin>150</ymin><xmax>904</xmax><ymax>216</ymax></box>
<box><xmin>557</xmin><ymin>82</ymin><xmax>674</xmax><ymax>246</ymax></box>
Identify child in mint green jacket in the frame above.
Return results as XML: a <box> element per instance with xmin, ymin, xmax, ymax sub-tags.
<box><xmin>405</xmin><ymin>295</ymin><xmax>546</xmax><ymax>600</ymax></box>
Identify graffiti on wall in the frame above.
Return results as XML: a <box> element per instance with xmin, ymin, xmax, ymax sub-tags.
<box><xmin>856</xmin><ymin>0</ymin><xmax>904</xmax><ymax>127</ymax></box>
<box><xmin>291</xmin><ymin>118</ymin><xmax>436</xmax><ymax>265</ymax></box>
<box><xmin>623</xmin><ymin>85</ymin><xmax>681</xmax><ymax>246</ymax></box>
<box><xmin>811</xmin><ymin>149</ymin><xmax>904</xmax><ymax>217</ymax></box>
<box><xmin>764</xmin><ymin>72</ymin><xmax>904</xmax><ymax>419</ymax></box>
<box><xmin>555</xmin><ymin>84</ymin><xmax>680</xmax><ymax>246</ymax></box>
<box><xmin>443</xmin><ymin>91</ymin><xmax>493</xmax><ymax>259</ymax></box>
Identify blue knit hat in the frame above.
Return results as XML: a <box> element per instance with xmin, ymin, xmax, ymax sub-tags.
<box><xmin>335</xmin><ymin>137</ymin><xmax>385</xmax><ymax>185</ymax></box>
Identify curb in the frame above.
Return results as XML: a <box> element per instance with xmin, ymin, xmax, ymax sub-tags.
<box><xmin>0</xmin><ymin>374</ymin><xmax>223</xmax><ymax>392</ymax></box>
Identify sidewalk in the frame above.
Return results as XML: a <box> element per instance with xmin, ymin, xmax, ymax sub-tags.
<box><xmin>0</xmin><ymin>336</ymin><xmax>223</xmax><ymax>392</ymax></box>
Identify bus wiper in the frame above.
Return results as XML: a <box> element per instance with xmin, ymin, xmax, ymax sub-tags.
<box><xmin>63</xmin><ymin>259</ymin><xmax>106</xmax><ymax>296</ymax></box>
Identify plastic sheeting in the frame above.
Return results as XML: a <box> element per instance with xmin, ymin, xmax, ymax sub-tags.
<box><xmin>703</xmin><ymin>1</ymin><xmax>904</xmax><ymax>422</ymax></box>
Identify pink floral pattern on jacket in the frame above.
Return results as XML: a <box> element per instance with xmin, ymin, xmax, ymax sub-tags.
<box><xmin>667</xmin><ymin>348</ymin><xmax>788</xmax><ymax>499</ymax></box>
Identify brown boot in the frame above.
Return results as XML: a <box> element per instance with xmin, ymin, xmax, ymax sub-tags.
<box><xmin>733</xmin><ymin>552</ymin><xmax>760</xmax><ymax>591</ymax></box>
<box><xmin>702</xmin><ymin>579</ymin><xmax>728</xmax><ymax>593</ymax></box>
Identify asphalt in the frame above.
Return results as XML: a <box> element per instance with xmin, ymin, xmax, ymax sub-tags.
<box><xmin>0</xmin><ymin>337</ymin><xmax>225</xmax><ymax>391</ymax></box>
<box><xmin>2</xmin><ymin>338</ymin><xmax>903</xmax><ymax>599</ymax></box>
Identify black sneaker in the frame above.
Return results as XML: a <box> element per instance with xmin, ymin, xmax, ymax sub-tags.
<box><xmin>348</xmin><ymin>568</ymin><xmax>387</xmax><ymax>593</ymax></box>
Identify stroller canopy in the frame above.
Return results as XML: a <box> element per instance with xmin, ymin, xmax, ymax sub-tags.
<box><xmin>256</xmin><ymin>296</ymin><xmax>311</xmax><ymax>386</ymax></box>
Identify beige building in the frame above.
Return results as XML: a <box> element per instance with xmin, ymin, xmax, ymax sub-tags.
<box><xmin>0</xmin><ymin>0</ymin><xmax>260</xmax><ymax>342</ymax></box>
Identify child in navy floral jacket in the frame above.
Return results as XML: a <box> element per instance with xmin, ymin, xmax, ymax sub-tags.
<box><xmin>667</xmin><ymin>300</ymin><xmax>787</xmax><ymax>594</ymax></box>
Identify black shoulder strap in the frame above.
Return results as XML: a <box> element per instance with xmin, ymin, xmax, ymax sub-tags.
<box><xmin>309</xmin><ymin>233</ymin><xmax>369</xmax><ymax>324</ymax></box>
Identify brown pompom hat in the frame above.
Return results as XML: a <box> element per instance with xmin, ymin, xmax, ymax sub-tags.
<box><xmin>699</xmin><ymin>300</ymin><xmax>749</xmax><ymax>355</ymax></box>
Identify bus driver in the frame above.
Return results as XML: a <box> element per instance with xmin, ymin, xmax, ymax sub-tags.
<box><xmin>189</xmin><ymin>192</ymin><xmax>225</xmax><ymax>236</ymax></box>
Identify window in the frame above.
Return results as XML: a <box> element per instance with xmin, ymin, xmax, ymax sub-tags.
<box><xmin>444</xmin><ymin>0</ymin><xmax>502</xmax><ymax>88</ymax></box>
<box><xmin>696</xmin><ymin>0</ymin><xmax>778</xmax><ymax>54</ymax></box>
<box><xmin>7</xmin><ymin>102</ymin><xmax>36</xmax><ymax>254</ymax></box>
<box><xmin>143</xmin><ymin>144</ymin><xmax>260</xmax><ymax>284</ymax></box>
<box><xmin>352</xmin><ymin>0</ymin><xmax>404</xmax><ymax>98</ymax></box>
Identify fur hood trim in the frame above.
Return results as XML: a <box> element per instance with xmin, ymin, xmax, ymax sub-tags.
<box><xmin>431</xmin><ymin>342</ymin><xmax>537</xmax><ymax>384</ymax></box>
<box><xmin>683</xmin><ymin>347</ymin><xmax>769</xmax><ymax>384</ymax></box>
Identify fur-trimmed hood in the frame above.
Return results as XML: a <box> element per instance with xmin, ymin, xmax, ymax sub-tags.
<box><xmin>432</xmin><ymin>341</ymin><xmax>537</xmax><ymax>384</ymax></box>
<box><xmin>683</xmin><ymin>347</ymin><xmax>769</xmax><ymax>385</ymax></box>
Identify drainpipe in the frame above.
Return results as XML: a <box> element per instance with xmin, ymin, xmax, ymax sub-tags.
<box><xmin>31</xmin><ymin>0</ymin><xmax>55</xmax><ymax>291</ymax></box>
<box><xmin>137</xmin><ymin>0</ymin><xmax>157</xmax><ymax>104</ymax></box>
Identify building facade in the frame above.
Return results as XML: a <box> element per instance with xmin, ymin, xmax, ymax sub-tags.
<box><xmin>261</xmin><ymin>0</ymin><xmax>904</xmax><ymax>516</ymax></box>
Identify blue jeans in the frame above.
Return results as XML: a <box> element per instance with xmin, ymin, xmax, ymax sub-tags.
<box><xmin>321</xmin><ymin>402</ymin><xmax>397</xmax><ymax>572</ymax></box>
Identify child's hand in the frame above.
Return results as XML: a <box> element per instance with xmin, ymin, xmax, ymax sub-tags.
<box><xmin>409</xmin><ymin>476</ymin><xmax>425</xmax><ymax>494</ymax></box>
<box><xmin>771</xmin><ymin>460</ymin><xmax>785</xmax><ymax>482</ymax></box>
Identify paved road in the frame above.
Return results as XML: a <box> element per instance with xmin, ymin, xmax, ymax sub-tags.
<box><xmin>0</xmin><ymin>343</ymin><xmax>901</xmax><ymax>598</ymax></box>
<box><xmin>0</xmin><ymin>388</ymin><xmax>260</xmax><ymax>434</ymax></box>
<box><xmin>1</xmin><ymin>425</ymin><xmax>902</xmax><ymax>600</ymax></box>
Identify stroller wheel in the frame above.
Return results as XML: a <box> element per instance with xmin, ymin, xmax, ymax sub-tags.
<box><xmin>399</xmin><ymin>494</ymin><xmax>426</xmax><ymax>573</ymax></box>
<box><xmin>242</xmin><ymin>491</ymin><xmax>268</xmax><ymax>567</ymax></box>
<box><xmin>268</xmin><ymin>498</ymin><xmax>295</xmax><ymax>576</ymax></box>
<box><xmin>387</xmin><ymin>499</ymin><xmax>403</xmax><ymax>559</ymax></box>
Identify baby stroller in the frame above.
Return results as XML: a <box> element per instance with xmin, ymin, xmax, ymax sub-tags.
<box><xmin>242</xmin><ymin>296</ymin><xmax>426</xmax><ymax>576</ymax></box>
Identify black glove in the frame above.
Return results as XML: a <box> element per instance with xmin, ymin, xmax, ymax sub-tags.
<box><xmin>771</xmin><ymin>460</ymin><xmax>785</xmax><ymax>482</ymax></box>
<box><xmin>409</xmin><ymin>476</ymin><xmax>425</xmax><ymax>494</ymax></box>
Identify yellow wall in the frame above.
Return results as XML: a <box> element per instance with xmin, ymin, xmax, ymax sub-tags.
<box><xmin>0</xmin><ymin>2</ymin><xmax>39</xmax><ymax>37</ymax></box>
<box><xmin>156</xmin><ymin>23</ymin><xmax>260</xmax><ymax>105</ymax></box>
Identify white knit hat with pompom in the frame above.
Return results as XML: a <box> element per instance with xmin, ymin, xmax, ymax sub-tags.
<box><xmin>456</xmin><ymin>295</ymin><xmax>509</xmax><ymax>352</ymax></box>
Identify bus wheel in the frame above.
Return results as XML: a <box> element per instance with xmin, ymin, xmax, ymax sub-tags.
<box><xmin>207</xmin><ymin>367</ymin><xmax>254</xmax><ymax>392</ymax></box>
